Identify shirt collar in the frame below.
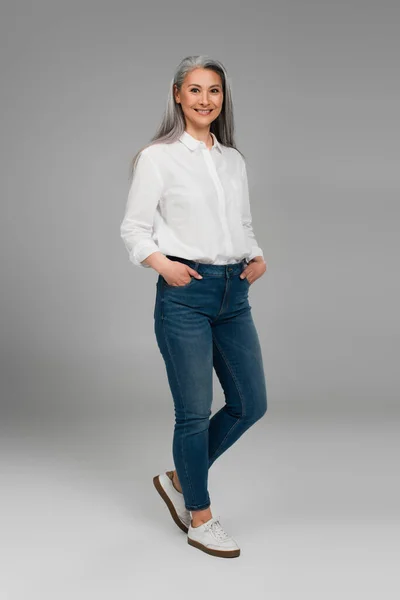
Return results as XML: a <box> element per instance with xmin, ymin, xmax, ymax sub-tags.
<box><xmin>179</xmin><ymin>130</ymin><xmax>222</xmax><ymax>154</ymax></box>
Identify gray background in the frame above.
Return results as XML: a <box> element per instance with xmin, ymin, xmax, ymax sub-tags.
<box><xmin>1</xmin><ymin>0</ymin><xmax>399</xmax><ymax>598</ymax></box>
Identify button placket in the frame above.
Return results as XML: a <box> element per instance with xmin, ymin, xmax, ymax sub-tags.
<box><xmin>201</xmin><ymin>149</ymin><xmax>234</xmax><ymax>257</ymax></box>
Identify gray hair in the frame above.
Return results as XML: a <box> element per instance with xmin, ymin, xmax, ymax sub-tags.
<box><xmin>129</xmin><ymin>55</ymin><xmax>245</xmax><ymax>180</ymax></box>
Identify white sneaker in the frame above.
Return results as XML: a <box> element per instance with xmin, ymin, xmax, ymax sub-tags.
<box><xmin>153</xmin><ymin>471</ymin><xmax>191</xmax><ymax>533</ymax></box>
<box><xmin>187</xmin><ymin>515</ymin><xmax>240</xmax><ymax>558</ymax></box>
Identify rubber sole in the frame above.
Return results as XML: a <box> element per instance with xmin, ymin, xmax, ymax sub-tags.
<box><xmin>187</xmin><ymin>536</ymin><xmax>240</xmax><ymax>558</ymax></box>
<box><xmin>153</xmin><ymin>474</ymin><xmax>189</xmax><ymax>534</ymax></box>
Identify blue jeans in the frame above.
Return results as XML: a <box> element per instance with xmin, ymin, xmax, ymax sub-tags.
<box><xmin>154</xmin><ymin>255</ymin><xmax>268</xmax><ymax>511</ymax></box>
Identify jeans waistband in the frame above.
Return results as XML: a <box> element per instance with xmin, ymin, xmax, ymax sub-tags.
<box><xmin>166</xmin><ymin>255</ymin><xmax>247</xmax><ymax>277</ymax></box>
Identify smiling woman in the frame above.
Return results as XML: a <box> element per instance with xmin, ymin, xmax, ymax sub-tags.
<box><xmin>174</xmin><ymin>70</ymin><xmax>224</xmax><ymax>147</ymax></box>
<box><xmin>120</xmin><ymin>55</ymin><xmax>268</xmax><ymax>559</ymax></box>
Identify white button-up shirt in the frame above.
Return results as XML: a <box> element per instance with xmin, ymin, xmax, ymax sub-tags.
<box><xmin>120</xmin><ymin>130</ymin><xmax>264</xmax><ymax>268</ymax></box>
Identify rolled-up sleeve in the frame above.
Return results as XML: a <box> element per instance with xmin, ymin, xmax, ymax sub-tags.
<box><xmin>240</xmin><ymin>157</ymin><xmax>264</xmax><ymax>262</ymax></box>
<box><xmin>120</xmin><ymin>149</ymin><xmax>164</xmax><ymax>268</ymax></box>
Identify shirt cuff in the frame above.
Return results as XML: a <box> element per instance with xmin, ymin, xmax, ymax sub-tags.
<box><xmin>131</xmin><ymin>240</ymin><xmax>161</xmax><ymax>268</ymax></box>
<box><xmin>246</xmin><ymin>247</ymin><xmax>264</xmax><ymax>263</ymax></box>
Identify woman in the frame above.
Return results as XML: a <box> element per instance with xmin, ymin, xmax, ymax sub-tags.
<box><xmin>120</xmin><ymin>55</ymin><xmax>268</xmax><ymax>558</ymax></box>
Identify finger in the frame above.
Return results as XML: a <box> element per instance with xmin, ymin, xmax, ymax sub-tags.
<box><xmin>188</xmin><ymin>268</ymin><xmax>203</xmax><ymax>279</ymax></box>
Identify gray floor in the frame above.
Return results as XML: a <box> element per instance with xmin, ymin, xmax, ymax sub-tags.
<box><xmin>1</xmin><ymin>409</ymin><xmax>397</xmax><ymax>600</ymax></box>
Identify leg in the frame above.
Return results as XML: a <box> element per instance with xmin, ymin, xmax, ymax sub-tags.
<box><xmin>208</xmin><ymin>307</ymin><xmax>267</xmax><ymax>468</ymax></box>
<box><xmin>154</xmin><ymin>283</ymin><xmax>213</xmax><ymax>511</ymax></box>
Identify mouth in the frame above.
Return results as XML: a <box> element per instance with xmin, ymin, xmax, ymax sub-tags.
<box><xmin>194</xmin><ymin>109</ymin><xmax>213</xmax><ymax>115</ymax></box>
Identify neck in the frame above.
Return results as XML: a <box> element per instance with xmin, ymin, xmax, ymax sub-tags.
<box><xmin>185</xmin><ymin>126</ymin><xmax>212</xmax><ymax>146</ymax></box>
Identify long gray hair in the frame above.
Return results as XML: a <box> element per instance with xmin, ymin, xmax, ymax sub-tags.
<box><xmin>128</xmin><ymin>55</ymin><xmax>245</xmax><ymax>180</ymax></box>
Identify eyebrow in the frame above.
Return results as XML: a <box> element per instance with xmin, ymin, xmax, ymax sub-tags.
<box><xmin>188</xmin><ymin>83</ymin><xmax>222</xmax><ymax>88</ymax></box>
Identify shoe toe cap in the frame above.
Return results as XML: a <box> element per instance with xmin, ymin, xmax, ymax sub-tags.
<box><xmin>208</xmin><ymin>540</ymin><xmax>239</xmax><ymax>551</ymax></box>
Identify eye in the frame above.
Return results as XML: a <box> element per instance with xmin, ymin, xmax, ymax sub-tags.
<box><xmin>190</xmin><ymin>88</ymin><xmax>220</xmax><ymax>93</ymax></box>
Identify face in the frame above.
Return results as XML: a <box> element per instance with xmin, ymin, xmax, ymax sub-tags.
<box><xmin>174</xmin><ymin>68</ymin><xmax>223</xmax><ymax>130</ymax></box>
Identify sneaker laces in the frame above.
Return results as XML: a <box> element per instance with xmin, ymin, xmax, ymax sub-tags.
<box><xmin>203</xmin><ymin>516</ymin><xmax>230</xmax><ymax>542</ymax></box>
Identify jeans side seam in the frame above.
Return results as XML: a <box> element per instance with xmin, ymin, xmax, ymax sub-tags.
<box><xmin>209</xmin><ymin>418</ymin><xmax>241</xmax><ymax>466</ymax></box>
<box><xmin>209</xmin><ymin>335</ymin><xmax>246</xmax><ymax>464</ymax></box>
<box><xmin>212</xmin><ymin>334</ymin><xmax>246</xmax><ymax>418</ymax></box>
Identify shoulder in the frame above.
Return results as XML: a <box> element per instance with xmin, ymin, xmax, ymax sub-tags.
<box><xmin>221</xmin><ymin>144</ymin><xmax>243</xmax><ymax>159</ymax></box>
<box><xmin>139</xmin><ymin>140</ymin><xmax>182</xmax><ymax>167</ymax></box>
<box><xmin>221</xmin><ymin>145</ymin><xmax>245</xmax><ymax>170</ymax></box>
<box><xmin>133</xmin><ymin>144</ymin><xmax>168</xmax><ymax>179</ymax></box>
<box><xmin>138</xmin><ymin>143</ymin><xmax>165</xmax><ymax>163</ymax></box>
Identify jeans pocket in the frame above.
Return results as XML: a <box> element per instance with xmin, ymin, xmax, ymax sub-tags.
<box><xmin>162</xmin><ymin>275</ymin><xmax>196</xmax><ymax>289</ymax></box>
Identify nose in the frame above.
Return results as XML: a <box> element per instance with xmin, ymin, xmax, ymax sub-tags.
<box><xmin>200</xmin><ymin>92</ymin><xmax>211</xmax><ymax>106</ymax></box>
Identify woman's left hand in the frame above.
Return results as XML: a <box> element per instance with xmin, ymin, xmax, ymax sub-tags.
<box><xmin>239</xmin><ymin>256</ymin><xmax>267</xmax><ymax>285</ymax></box>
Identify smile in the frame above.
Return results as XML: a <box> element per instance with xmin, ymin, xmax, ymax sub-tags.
<box><xmin>194</xmin><ymin>109</ymin><xmax>213</xmax><ymax>115</ymax></box>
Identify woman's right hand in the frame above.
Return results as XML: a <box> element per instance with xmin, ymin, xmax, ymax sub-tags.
<box><xmin>160</xmin><ymin>261</ymin><xmax>203</xmax><ymax>286</ymax></box>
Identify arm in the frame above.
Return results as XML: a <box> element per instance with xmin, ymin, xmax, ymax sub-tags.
<box><xmin>142</xmin><ymin>250</ymin><xmax>171</xmax><ymax>273</ymax></box>
<box><xmin>240</xmin><ymin>156</ymin><xmax>264</xmax><ymax>263</ymax></box>
<box><xmin>120</xmin><ymin>149</ymin><xmax>165</xmax><ymax>269</ymax></box>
